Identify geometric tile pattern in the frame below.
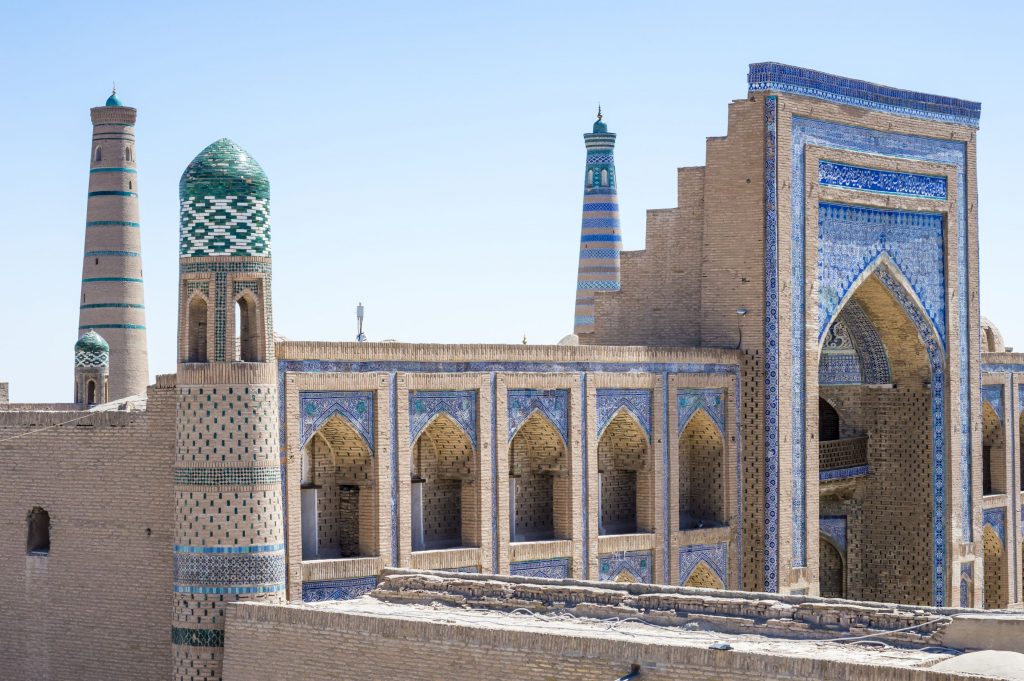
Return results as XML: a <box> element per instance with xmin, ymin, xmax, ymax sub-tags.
<box><xmin>300</xmin><ymin>390</ymin><xmax>375</xmax><ymax>450</ymax></box>
<box><xmin>599</xmin><ymin>550</ymin><xmax>651</xmax><ymax>584</ymax></box>
<box><xmin>817</xmin><ymin>203</ymin><xmax>946</xmax><ymax>346</ymax></box>
<box><xmin>819</xmin><ymin>319</ymin><xmax>863</xmax><ymax>385</ymax></box>
<box><xmin>409</xmin><ymin>390</ymin><xmax>477</xmax><ymax>450</ymax></box>
<box><xmin>819</xmin><ymin>516</ymin><xmax>847</xmax><ymax>553</ymax></box>
<box><xmin>747</xmin><ymin>62</ymin><xmax>981</xmax><ymax>127</ymax></box>
<box><xmin>301</xmin><ymin>576</ymin><xmax>378</xmax><ymax>602</ymax></box>
<box><xmin>982</xmin><ymin>385</ymin><xmax>1004</xmax><ymax>422</ymax></box>
<box><xmin>960</xmin><ymin>562</ymin><xmax>973</xmax><ymax>609</ymax></box>
<box><xmin>171</xmin><ymin>627</ymin><xmax>225</xmax><ymax>647</ymax></box>
<box><xmin>596</xmin><ymin>389</ymin><xmax>651</xmax><ymax>440</ymax></box>
<box><xmin>172</xmin><ymin>552</ymin><xmax>286</xmax><ymax>587</ymax></box>
<box><xmin>179</xmin><ymin>138</ymin><xmax>271</xmax><ymax>257</ymax></box>
<box><xmin>74</xmin><ymin>329</ymin><xmax>110</xmax><ymax>368</ymax></box>
<box><xmin>818</xmin><ymin>160</ymin><xmax>947</xmax><ymax>200</ymax></box>
<box><xmin>678</xmin><ymin>543</ymin><xmax>728</xmax><ymax>587</ymax></box>
<box><xmin>819</xmin><ymin>465</ymin><xmax>870</xmax><ymax>483</ymax></box>
<box><xmin>507</xmin><ymin>389</ymin><xmax>569</xmax><ymax>446</ymax></box>
<box><xmin>509</xmin><ymin>558</ymin><xmax>570</xmax><ymax>580</ymax></box>
<box><xmin>983</xmin><ymin>507</ymin><xmax>1005</xmax><ymax>546</ymax></box>
<box><xmin>839</xmin><ymin>300</ymin><xmax>892</xmax><ymax>385</ymax></box>
<box><xmin>762</xmin><ymin>94</ymin><xmax>780</xmax><ymax>591</ymax></box>
<box><xmin>677</xmin><ymin>388</ymin><xmax>724</xmax><ymax>435</ymax></box>
<box><xmin>173</xmin><ymin>466</ymin><xmax>282</xmax><ymax>486</ymax></box>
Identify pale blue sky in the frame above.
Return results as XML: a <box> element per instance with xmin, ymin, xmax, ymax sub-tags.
<box><xmin>1</xmin><ymin>1</ymin><xmax>1020</xmax><ymax>401</ymax></box>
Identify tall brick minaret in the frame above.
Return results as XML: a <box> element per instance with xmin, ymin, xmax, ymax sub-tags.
<box><xmin>78</xmin><ymin>89</ymin><xmax>149</xmax><ymax>400</ymax></box>
<box><xmin>172</xmin><ymin>139</ymin><xmax>284</xmax><ymax>681</ymax></box>
<box><xmin>573</xmin><ymin>107</ymin><xmax>622</xmax><ymax>337</ymax></box>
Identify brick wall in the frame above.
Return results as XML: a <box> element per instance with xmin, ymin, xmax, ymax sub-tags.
<box><xmin>0</xmin><ymin>382</ymin><xmax>175</xmax><ymax>680</ymax></box>
<box><xmin>679</xmin><ymin>410</ymin><xmax>724</xmax><ymax>526</ymax></box>
<box><xmin>413</xmin><ymin>415</ymin><xmax>477</xmax><ymax>549</ymax></box>
<box><xmin>597</xmin><ymin>410</ymin><xmax>650</xmax><ymax>534</ymax></box>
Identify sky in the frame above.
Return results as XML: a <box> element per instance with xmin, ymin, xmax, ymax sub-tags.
<box><xmin>1</xmin><ymin>1</ymin><xmax>1021</xmax><ymax>402</ymax></box>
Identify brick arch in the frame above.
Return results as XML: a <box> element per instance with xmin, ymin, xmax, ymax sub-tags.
<box><xmin>598</xmin><ymin>405</ymin><xmax>650</xmax><ymax>444</ymax></box>
<box><xmin>819</xmin><ymin>534</ymin><xmax>845</xmax><ymax>599</ymax></box>
<box><xmin>981</xmin><ymin>402</ymin><xmax>1006</xmax><ymax>496</ymax></box>
<box><xmin>509</xmin><ymin>411</ymin><xmax>569</xmax><ymax>542</ymax></box>
<box><xmin>683</xmin><ymin>561</ymin><xmax>724</xmax><ymax>590</ymax></box>
<box><xmin>983</xmin><ymin>524</ymin><xmax>1007</xmax><ymax>609</ymax></box>
<box><xmin>305</xmin><ymin>415</ymin><xmax>377</xmax><ymax>559</ymax></box>
<box><xmin>678</xmin><ymin>409</ymin><xmax>725</xmax><ymax>529</ymax></box>
<box><xmin>412</xmin><ymin>413</ymin><xmax>479</xmax><ymax>550</ymax></box>
<box><xmin>597</xmin><ymin>409</ymin><xmax>652</xmax><ymax>535</ymax></box>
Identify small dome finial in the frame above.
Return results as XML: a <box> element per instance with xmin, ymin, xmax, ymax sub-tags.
<box><xmin>105</xmin><ymin>84</ymin><xmax>123</xmax><ymax>107</ymax></box>
<box><xmin>597</xmin><ymin>103</ymin><xmax>602</xmax><ymax>121</ymax></box>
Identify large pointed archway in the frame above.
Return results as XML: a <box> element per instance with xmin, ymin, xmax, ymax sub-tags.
<box><xmin>816</xmin><ymin>262</ymin><xmax>943</xmax><ymax>605</ymax></box>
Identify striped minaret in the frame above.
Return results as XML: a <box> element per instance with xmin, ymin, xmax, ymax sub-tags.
<box><xmin>77</xmin><ymin>88</ymin><xmax>149</xmax><ymax>400</ymax></box>
<box><xmin>573</xmin><ymin>107</ymin><xmax>621</xmax><ymax>336</ymax></box>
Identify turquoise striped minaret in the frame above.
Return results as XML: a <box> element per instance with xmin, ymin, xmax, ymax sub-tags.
<box><xmin>573</xmin><ymin>108</ymin><xmax>621</xmax><ymax>335</ymax></box>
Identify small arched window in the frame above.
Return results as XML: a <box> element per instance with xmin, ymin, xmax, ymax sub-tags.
<box><xmin>586</xmin><ymin>169</ymin><xmax>594</xmax><ymax>188</ymax></box>
<box><xmin>86</xmin><ymin>380</ymin><xmax>96</xmax><ymax>405</ymax></box>
<box><xmin>187</xmin><ymin>295</ymin><xmax>208</xmax><ymax>363</ymax></box>
<box><xmin>128</xmin><ymin>180</ymin><xmax>133</xmax><ymax>191</ymax></box>
<box><xmin>601</xmin><ymin>169</ymin><xmax>609</xmax><ymax>187</ymax></box>
<box><xmin>124</xmin><ymin>146</ymin><xmax>132</xmax><ymax>162</ymax></box>
<box><xmin>27</xmin><ymin>507</ymin><xmax>50</xmax><ymax>555</ymax></box>
<box><xmin>94</xmin><ymin>146</ymin><xmax>102</xmax><ymax>162</ymax></box>
<box><xmin>236</xmin><ymin>294</ymin><xmax>261</xmax><ymax>362</ymax></box>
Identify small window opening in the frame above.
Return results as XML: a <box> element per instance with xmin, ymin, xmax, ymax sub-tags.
<box><xmin>187</xmin><ymin>296</ymin><xmax>208</xmax><ymax>363</ymax></box>
<box><xmin>94</xmin><ymin>147</ymin><xmax>102</xmax><ymax>162</ymax></box>
<box><xmin>95</xmin><ymin>258</ymin><xmax>99</xmax><ymax>265</ymax></box>
<box><xmin>128</xmin><ymin>180</ymin><xmax>132</xmax><ymax>190</ymax></box>
<box><xmin>236</xmin><ymin>295</ymin><xmax>260</xmax><ymax>362</ymax></box>
<box><xmin>601</xmin><ymin>168</ymin><xmax>609</xmax><ymax>187</ymax></box>
<box><xmin>27</xmin><ymin>507</ymin><xmax>50</xmax><ymax>555</ymax></box>
<box><xmin>86</xmin><ymin>380</ymin><xmax>97</xmax><ymax>405</ymax></box>
<box><xmin>586</xmin><ymin>169</ymin><xmax>594</xmax><ymax>188</ymax></box>
<box><xmin>124</xmin><ymin>146</ymin><xmax>132</xmax><ymax>162</ymax></box>
<box><xmin>819</xmin><ymin>398</ymin><xmax>840</xmax><ymax>442</ymax></box>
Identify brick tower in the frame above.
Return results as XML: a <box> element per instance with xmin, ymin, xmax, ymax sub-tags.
<box><xmin>573</xmin><ymin>108</ymin><xmax>622</xmax><ymax>336</ymax></box>
<box><xmin>78</xmin><ymin>89</ymin><xmax>149</xmax><ymax>400</ymax></box>
<box><xmin>172</xmin><ymin>139</ymin><xmax>284</xmax><ymax>680</ymax></box>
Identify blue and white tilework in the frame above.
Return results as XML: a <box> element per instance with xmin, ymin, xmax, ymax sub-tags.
<box><xmin>819</xmin><ymin>318</ymin><xmax>863</xmax><ymax>385</ymax></box>
<box><xmin>173</xmin><ymin>551</ymin><xmax>286</xmax><ymax>593</ymax></box>
<box><xmin>596</xmin><ymin>389</ymin><xmax>651</xmax><ymax>440</ymax></box>
<box><xmin>839</xmin><ymin>301</ymin><xmax>892</xmax><ymax>384</ymax></box>
<box><xmin>507</xmin><ymin>389</ymin><xmax>569</xmax><ymax>445</ymax></box>
<box><xmin>510</xmin><ymin>558</ymin><xmax>570</xmax><ymax>579</ymax></box>
<box><xmin>409</xmin><ymin>390</ymin><xmax>478</xmax><ymax>450</ymax></box>
<box><xmin>820</xmin><ymin>465</ymin><xmax>870</xmax><ymax>482</ymax></box>
<box><xmin>301</xmin><ymin>576</ymin><xmax>377</xmax><ymax>602</ymax></box>
<box><xmin>817</xmin><ymin>203</ymin><xmax>946</xmax><ymax>345</ymax></box>
<box><xmin>983</xmin><ymin>508</ymin><xmax>1005</xmax><ymax>546</ymax></box>
<box><xmin>818</xmin><ymin>161</ymin><xmax>947</xmax><ymax>200</ymax></box>
<box><xmin>747</xmin><ymin>62</ymin><xmax>981</xmax><ymax>127</ymax></box>
<box><xmin>768</xmin><ymin>109</ymin><xmax>969</xmax><ymax>604</ymax></box>
<box><xmin>677</xmin><ymin>388</ymin><xmax>725</xmax><ymax>434</ymax></box>
<box><xmin>982</xmin><ymin>385</ymin><xmax>1004</xmax><ymax>422</ymax></box>
<box><xmin>819</xmin><ymin>516</ymin><xmax>847</xmax><ymax>553</ymax></box>
<box><xmin>678</xmin><ymin>543</ymin><xmax>728</xmax><ymax>587</ymax></box>
<box><xmin>299</xmin><ymin>391</ymin><xmax>374</xmax><ymax>449</ymax></box>
<box><xmin>599</xmin><ymin>551</ymin><xmax>652</xmax><ymax>583</ymax></box>
<box><xmin>960</xmin><ymin>563</ymin><xmax>973</xmax><ymax>608</ymax></box>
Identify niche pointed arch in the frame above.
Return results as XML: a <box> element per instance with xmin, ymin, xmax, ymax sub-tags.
<box><xmin>507</xmin><ymin>389</ymin><xmax>569</xmax><ymax>447</ymax></box>
<box><xmin>596</xmin><ymin>389</ymin><xmax>652</xmax><ymax>442</ymax></box>
<box><xmin>299</xmin><ymin>391</ymin><xmax>375</xmax><ymax>451</ymax></box>
<box><xmin>409</xmin><ymin>390</ymin><xmax>478</xmax><ymax>450</ymax></box>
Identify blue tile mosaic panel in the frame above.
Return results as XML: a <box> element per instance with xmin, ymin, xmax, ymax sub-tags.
<box><xmin>747</xmin><ymin>62</ymin><xmax>981</xmax><ymax>127</ymax></box>
<box><xmin>678</xmin><ymin>543</ymin><xmax>728</xmax><ymax>587</ymax></box>
<box><xmin>507</xmin><ymin>389</ymin><xmax>569</xmax><ymax>445</ymax></box>
<box><xmin>300</xmin><ymin>390</ymin><xmax>375</xmax><ymax>450</ymax></box>
<box><xmin>599</xmin><ymin>551</ymin><xmax>652</xmax><ymax>584</ymax></box>
<box><xmin>677</xmin><ymin>388</ymin><xmax>725</xmax><ymax>434</ymax></box>
<box><xmin>817</xmin><ymin>203</ymin><xmax>946</xmax><ymax>346</ymax></box>
<box><xmin>409</xmin><ymin>390</ymin><xmax>478</xmax><ymax>450</ymax></box>
<box><xmin>510</xmin><ymin>558</ymin><xmax>570</xmax><ymax>579</ymax></box>
<box><xmin>818</xmin><ymin>160</ymin><xmax>947</xmax><ymax>199</ymax></box>
<box><xmin>960</xmin><ymin>562</ymin><xmax>973</xmax><ymax>608</ymax></box>
<box><xmin>596</xmin><ymin>389</ymin><xmax>651</xmax><ymax>439</ymax></box>
<box><xmin>820</xmin><ymin>465</ymin><xmax>870</xmax><ymax>482</ymax></box>
<box><xmin>173</xmin><ymin>552</ymin><xmax>285</xmax><ymax>590</ymax></box>
<box><xmin>982</xmin><ymin>385</ymin><xmax>1004</xmax><ymax>422</ymax></box>
<box><xmin>839</xmin><ymin>301</ymin><xmax>892</xmax><ymax>384</ymax></box>
<box><xmin>983</xmin><ymin>508</ymin><xmax>1005</xmax><ymax>546</ymax></box>
<box><xmin>819</xmin><ymin>516</ymin><xmax>847</xmax><ymax>553</ymax></box>
<box><xmin>301</xmin><ymin>576</ymin><xmax>377</xmax><ymax>602</ymax></box>
<box><xmin>762</xmin><ymin>94</ymin><xmax>780</xmax><ymax>591</ymax></box>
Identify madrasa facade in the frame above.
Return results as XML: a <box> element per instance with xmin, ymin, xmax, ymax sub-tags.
<box><xmin>2</xmin><ymin>63</ymin><xmax>1023</xmax><ymax>680</ymax></box>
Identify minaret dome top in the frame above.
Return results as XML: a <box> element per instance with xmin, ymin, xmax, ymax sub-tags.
<box><xmin>105</xmin><ymin>88</ymin><xmax>123</xmax><ymax>107</ymax></box>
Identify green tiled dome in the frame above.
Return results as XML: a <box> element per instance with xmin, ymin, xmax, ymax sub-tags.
<box><xmin>179</xmin><ymin>138</ymin><xmax>269</xmax><ymax>202</ymax></box>
<box><xmin>75</xmin><ymin>329</ymin><xmax>109</xmax><ymax>353</ymax></box>
<box><xmin>179</xmin><ymin>139</ymin><xmax>271</xmax><ymax>257</ymax></box>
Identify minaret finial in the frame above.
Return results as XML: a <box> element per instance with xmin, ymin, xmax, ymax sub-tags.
<box><xmin>112</xmin><ymin>81</ymin><xmax>116</xmax><ymax>95</ymax></box>
<box><xmin>597</xmin><ymin>103</ymin><xmax>602</xmax><ymax>121</ymax></box>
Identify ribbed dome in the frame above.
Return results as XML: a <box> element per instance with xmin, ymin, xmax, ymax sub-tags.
<box><xmin>179</xmin><ymin>138</ymin><xmax>269</xmax><ymax>201</ymax></box>
<box><xmin>75</xmin><ymin>329</ymin><xmax>110</xmax><ymax>353</ymax></box>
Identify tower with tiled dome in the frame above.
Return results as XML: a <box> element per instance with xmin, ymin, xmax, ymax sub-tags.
<box><xmin>73</xmin><ymin>329</ymin><xmax>109</xmax><ymax>405</ymax></box>
<box><xmin>172</xmin><ymin>139</ymin><xmax>284</xmax><ymax>680</ymax></box>
<box><xmin>77</xmin><ymin>89</ymin><xmax>149</xmax><ymax>400</ymax></box>
<box><xmin>573</xmin><ymin>107</ymin><xmax>622</xmax><ymax>336</ymax></box>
